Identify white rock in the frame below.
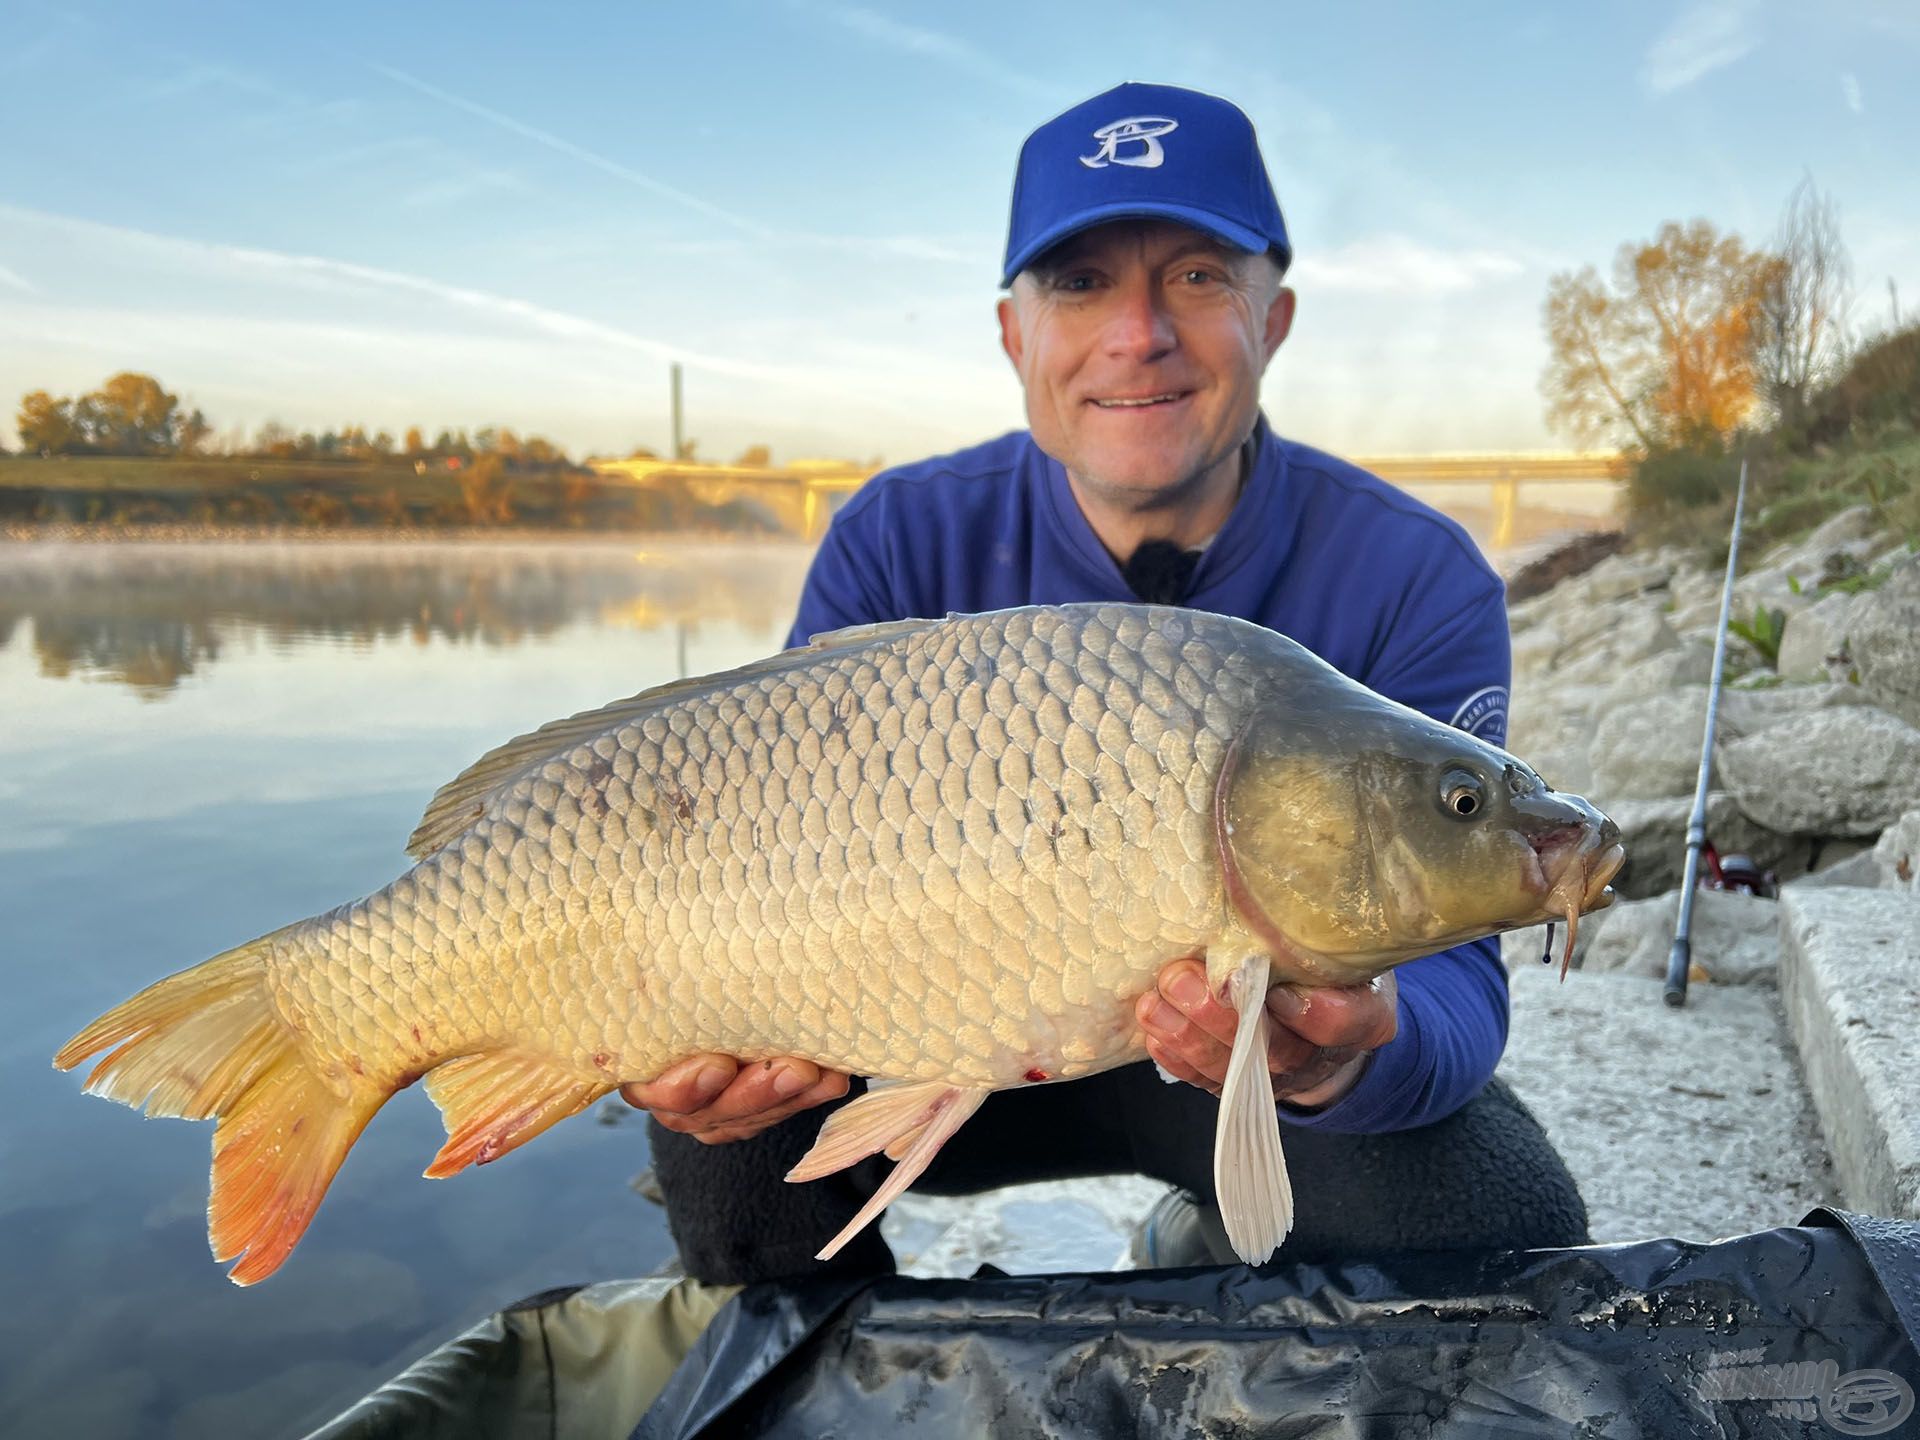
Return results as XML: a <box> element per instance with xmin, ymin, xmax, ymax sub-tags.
<box><xmin>1849</xmin><ymin>553</ymin><xmax>1920</xmax><ymax>730</ymax></box>
<box><xmin>1785</xmin><ymin>848</ymin><xmax>1885</xmax><ymax>891</ymax></box>
<box><xmin>1575</xmin><ymin>886</ymin><xmax>1780</xmax><ymax>986</ymax></box>
<box><xmin>1759</xmin><ymin>504</ymin><xmax>1881</xmax><ymax>578</ymax></box>
<box><xmin>1589</xmin><ymin>687</ymin><xmax>1710</xmax><ymax>801</ymax></box>
<box><xmin>1717</xmin><ymin>680</ymin><xmax>1872</xmax><ymax>738</ymax></box>
<box><xmin>1775</xmin><ymin>589</ymin><xmax>1867</xmax><ymax>682</ymax></box>
<box><xmin>1551</xmin><ymin>605</ymin><xmax>1682</xmax><ymax>686</ymax></box>
<box><xmin>1872</xmin><ymin>807</ymin><xmax>1920</xmax><ymax>893</ymax></box>
<box><xmin>1601</xmin><ymin>641</ymin><xmax>1714</xmax><ymax>710</ymax></box>
<box><xmin>1580</xmin><ymin>553</ymin><xmax>1674</xmax><ymax>604</ymax></box>
<box><xmin>1717</xmin><ymin>706</ymin><xmax>1920</xmax><ymax>836</ymax></box>
<box><xmin>1731</xmin><ymin>564</ymin><xmax>1815</xmax><ymax>625</ymax></box>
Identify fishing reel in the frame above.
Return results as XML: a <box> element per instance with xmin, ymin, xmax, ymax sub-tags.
<box><xmin>1699</xmin><ymin>843</ymin><xmax>1775</xmax><ymax>899</ymax></box>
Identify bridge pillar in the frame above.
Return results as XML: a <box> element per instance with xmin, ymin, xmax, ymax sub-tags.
<box><xmin>1492</xmin><ymin>477</ymin><xmax>1519</xmax><ymax>550</ymax></box>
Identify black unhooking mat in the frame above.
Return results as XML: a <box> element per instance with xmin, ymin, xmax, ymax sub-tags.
<box><xmin>637</xmin><ymin>1207</ymin><xmax>1920</xmax><ymax>1439</ymax></box>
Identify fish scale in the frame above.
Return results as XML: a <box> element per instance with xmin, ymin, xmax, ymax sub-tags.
<box><xmin>55</xmin><ymin>600</ymin><xmax>1626</xmax><ymax>1283</ymax></box>
<box><xmin>275</xmin><ymin>605</ymin><xmax>1234</xmax><ymax>1093</ymax></box>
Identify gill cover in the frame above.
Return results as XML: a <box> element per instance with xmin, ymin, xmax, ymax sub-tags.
<box><xmin>1216</xmin><ymin>684</ymin><xmax>1617</xmax><ymax>979</ymax></box>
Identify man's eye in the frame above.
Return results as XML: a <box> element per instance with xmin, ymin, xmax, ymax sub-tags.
<box><xmin>1057</xmin><ymin>274</ymin><xmax>1097</xmax><ymax>292</ymax></box>
<box><xmin>1180</xmin><ymin>269</ymin><xmax>1217</xmax><ymax>285</ymax></box>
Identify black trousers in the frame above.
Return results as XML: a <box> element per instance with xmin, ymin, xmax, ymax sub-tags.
<box><xmin>648</xmin><ymin>1064</ymin><xmax>1590</xmax><ymax>1286</ymax></box>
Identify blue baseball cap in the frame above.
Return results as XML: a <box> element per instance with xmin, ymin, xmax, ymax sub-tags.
<box><xmin>1001</xmin><ymin>82</ymin><xmax>1291</xmax><ymax>289</ymax></box>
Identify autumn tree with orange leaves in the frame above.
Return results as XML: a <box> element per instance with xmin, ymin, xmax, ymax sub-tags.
<box><xmin>1541</xmin><ymin>220</ymin><xmax>1777</xmax><ymax>453</ymax></box>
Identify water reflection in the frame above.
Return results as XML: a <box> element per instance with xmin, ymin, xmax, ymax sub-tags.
<box><xmin>0</xmin><ymin>539</ymin><xmax>812</xmax><ymax>1439</ymax></box>
<box><xmin>1</xmin><ymin>539</ymin><xmax>813</xmax><ymax>693</ymax></box>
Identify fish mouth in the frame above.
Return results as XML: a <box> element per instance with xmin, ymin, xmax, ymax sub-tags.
<box><xmin>1530</xmin><ymin>828</ymin><xmax>1627</xmax><ymax>980</ymax></box>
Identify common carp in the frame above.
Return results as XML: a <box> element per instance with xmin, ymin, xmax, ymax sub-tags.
<box><xmin>55</xmin><ymin>603</ymin><xmax>1623</xmax><ymax>1284</ymax></box>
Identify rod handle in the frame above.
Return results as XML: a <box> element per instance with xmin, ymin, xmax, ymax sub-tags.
<box><xmin>1663</xmin><ymin>938</ymin><xmax>1691</xmax><ymax>1007</ymax></box>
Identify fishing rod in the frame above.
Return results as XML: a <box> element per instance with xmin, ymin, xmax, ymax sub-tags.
<box><xmin>1664</xmin><ymin>458</ymin><xmax>1749</xmax><ymax>1008</ymax></box>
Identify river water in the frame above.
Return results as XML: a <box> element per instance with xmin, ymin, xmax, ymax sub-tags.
<box><xmin>0</xmin><ymin>517</ymin><xmax>1602</xmax><ymax>1436</ymax></box>
<box><xmin>0</xmin><ymin>540</ymin><xmax>814</xmax><ymax>1438</ymax></box>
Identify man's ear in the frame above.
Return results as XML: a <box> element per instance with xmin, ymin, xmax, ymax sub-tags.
<box><xmin>997</xmin><ymin>294</ymin><xmax>1024</xmax><ymax>370</ymax></box>
<box><xmin>1262</xmin><ymin>286</ymin><xmax>1296</xmax><ymax>362</ymax></box>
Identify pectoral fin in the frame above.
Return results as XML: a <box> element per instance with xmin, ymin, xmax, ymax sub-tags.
<box><xmin>1212</xmin><ymin>953</ymin><xmax>1295</xmax><ymax>1264</ymax></box>
<box><xmin>785</xmin><ymin>1079</ymin><xmax>988</xmax><ymax>1261</ymax></box>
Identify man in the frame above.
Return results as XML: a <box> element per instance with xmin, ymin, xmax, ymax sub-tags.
<box><xmin>624</xmin><ymin>82</ymin><xmax>1588</xmax><ymax>1285</ymax></box>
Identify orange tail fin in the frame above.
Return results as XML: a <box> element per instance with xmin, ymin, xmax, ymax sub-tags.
<box><xmin>53</xmin><ymin>931</ymin><xmax>386</xmax><ymax>1286</ymax></box>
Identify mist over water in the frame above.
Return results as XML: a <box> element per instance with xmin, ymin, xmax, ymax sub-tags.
<box><xmin>1</xmin><ymin>540</ymin><xmax>811</xmax><ymax>1439</ymax></box>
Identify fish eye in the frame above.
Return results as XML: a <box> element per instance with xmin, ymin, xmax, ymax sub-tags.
<box><xmin>1441</xmin><ymin>769</ymin><xmax>1487</xmax><ymax>820</ymax></box>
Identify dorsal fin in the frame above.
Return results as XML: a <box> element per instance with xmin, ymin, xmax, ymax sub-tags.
<box><xmin>404</xmin><ymin>615</ymin><xmax>942</xmax><ymax>859</ymax></box>
<box><xmin>802</xmin><ymin>617</ymin><xmax>940</xmax><ymax>649</ymax></box>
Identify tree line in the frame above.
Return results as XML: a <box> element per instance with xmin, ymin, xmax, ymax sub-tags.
<box><xmin>1540</xmin><ymin>177</ymin><xmax>1873</xmax><ymax>457</ymax></box>
<box><xmin>13</xmin><ymin>373</ymin><xmax>583</xmax><ymax>471</ymax></box>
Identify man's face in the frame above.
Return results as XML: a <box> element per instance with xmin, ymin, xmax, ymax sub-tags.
<box><xmin>997</xmin><ymin>219</ymin><xmax>1295</xmax><ymax>505</ymax></box>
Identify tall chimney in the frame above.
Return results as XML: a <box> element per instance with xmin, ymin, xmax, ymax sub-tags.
<box><xmin>670</xmin><ymin>362</ymin><xmax>684</xmax><ymax>460</ymax></box>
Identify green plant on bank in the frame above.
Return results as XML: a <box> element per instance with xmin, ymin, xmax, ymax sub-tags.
<box><xmin>1728</xmin><ymin>603</ymin><xmax>1787</xmax><ymax>667</ymax></box>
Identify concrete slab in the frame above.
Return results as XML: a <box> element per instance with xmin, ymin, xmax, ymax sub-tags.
<box><xmin>1777</xmin><ymin>888</ymin><xmax>1920</xmax><ymax>1218</ymax></box>
<box><xmin>1497</xmin><ymin>966</ymin><xmax>1835</xmax><ymax>1244</ymax></box>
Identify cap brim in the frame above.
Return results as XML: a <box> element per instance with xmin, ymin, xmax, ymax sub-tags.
<box><xmin>1000</xmin><ymin>202</ymin><xmax>1272</xmax><ymax>288</ymax></box>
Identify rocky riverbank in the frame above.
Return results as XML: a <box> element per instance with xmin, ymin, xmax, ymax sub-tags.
<box><xmin>1495</xmin><ymin>507</ymin><xmax>1920</xmax><ymax>1236</ymax></box>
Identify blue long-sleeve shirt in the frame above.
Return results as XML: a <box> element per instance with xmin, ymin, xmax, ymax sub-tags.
<box><xmin>783</xmin><ymin>413</ymin><xmax>1513</xmax><ymax>1134</ymax></box>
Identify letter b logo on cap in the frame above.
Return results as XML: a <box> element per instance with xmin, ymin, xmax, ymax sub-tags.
<box><xmin>1080</xmin><ymin>116</ymin><xmax>1179</xmax><ymax>170</ymax></box>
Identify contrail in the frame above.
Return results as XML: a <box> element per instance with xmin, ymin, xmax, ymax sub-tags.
<box><xmin>372</xmin><ymin>63</ymin><xmax>769</xmax><ymax>238</ymax></box>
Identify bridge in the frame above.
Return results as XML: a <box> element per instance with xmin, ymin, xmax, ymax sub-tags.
<box><xmin>592</xmin><ymin>451</ymin><xmax>1628</xmax><ymax>547</ymax></box>
<box><xmin>590</xmin><ymin>456</ymin><xmax>870</xmax><ymax>540</ymax></box>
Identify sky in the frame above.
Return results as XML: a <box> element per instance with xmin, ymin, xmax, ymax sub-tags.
<box><xmin>2</xmin><ymin>0</ymin><xmax>1917</xmax><ymax>465</ymax></box>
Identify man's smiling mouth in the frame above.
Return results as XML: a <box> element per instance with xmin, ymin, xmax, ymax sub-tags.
<box><xmin>1089</xmin><ymin>392</ymin><xmax>1189</xmax><ymax>409</ymax></box>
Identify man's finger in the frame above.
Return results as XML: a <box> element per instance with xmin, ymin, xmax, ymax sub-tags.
<box><xmin>1144</xmin><ymin>1038</ymin><xmax>1218</xmax><ymax>1095</ymax></box>
<box><xmin>1266</xmin><ymin>975</ymin><xmax>1399</xmax><ymax>1050</ymax></box>
<box><xmin>1157</xmin><ymin>961</ymin><xmax>1239</xmax><ymax>1047</ymax></box>
<box><xmin>621</xmin><ymin>1055</ymin><xmax>738</xmax><ymax>1115</ymax></box>
<box><xmin>1264</xmin><ymin>1025</ymin><xmax>1319</xmax><ymax>1077</ymax></box>
<box><xmin>670</xmin><ymin>1067</ymin><xmax>851</xmax><ymax>1143</ymax></box>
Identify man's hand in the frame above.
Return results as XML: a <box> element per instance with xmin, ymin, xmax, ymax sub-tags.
<box><xmin>1136</xmin><ymin>957</ymin><xmax>1398</xmax><ymax>1110</ymax></box>
<box><xmin>621</xmin><ymin>1055</ymin><xmax>850</xmax><ymax>1144</ymax></box>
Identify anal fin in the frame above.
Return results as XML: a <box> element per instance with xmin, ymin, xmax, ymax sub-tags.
<box><xmin>423</xmin><ymin>1051</ymin><xmax>611</xmax><ymax>1178</ymax></box>
<box><xmin>784</xmin><ymin>1079</ymin><xmax>988</xmax><ymax>1261</ymax></box>
<box><xmin>1212</xmin><ymin>953</ymin><xmax>1295</xmax><ymax>1264</ymax></box>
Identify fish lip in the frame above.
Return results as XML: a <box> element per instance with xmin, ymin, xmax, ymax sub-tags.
<box><xmin>1537</xmin><ymin>835</ymin><xmax>1626</xmax><ymax>917</ymax></box>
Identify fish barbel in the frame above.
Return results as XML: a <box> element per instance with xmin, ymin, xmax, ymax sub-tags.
<box><xmin>55</xmin><ymin>603</ymin><xmax>1623</xmax><ymax>1284</ymax></box>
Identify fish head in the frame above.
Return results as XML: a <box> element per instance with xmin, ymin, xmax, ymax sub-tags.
<box><xmin>1218</xmin><ymin>690</ymin><xmax>1624</xmax><ymax>983</ymax></box>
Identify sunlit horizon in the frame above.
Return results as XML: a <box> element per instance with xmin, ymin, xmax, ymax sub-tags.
<box><xmin>4</xmin><ymin>2</ymin><xmax>1917</xmax><ymax>468</ymax></box>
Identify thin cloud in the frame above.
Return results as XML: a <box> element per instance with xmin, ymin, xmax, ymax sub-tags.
<box><xmin>401</xmin><ymin>167</ymin><xmax>524</xmax><ymax>209</ymax></box>
<box><xmin>372</xmin><ymin>61</ymin><xmax>981</xmax><ymax>268</ymax></box>
<box><xmin>133</xmin><ymin>62</ymin><xmax>284</xmax><ymax>105</ymax></box>
<box><xmin>0</xmin><ymin>203</ymin><xmax>975</xmax><ymax>406</ymax></box>
<box><xmin>0</xmin><ymin>262</ymin><xmax>34</xmax><ymax>294</ymax></box>
<box><xmin>798</xmin><ymin>2</ymin><xmax>1056</xmax><ymax>99</ymax></box>
<box><xmin>1842</xmin><ymin>72</ymin><xmax>1865</xmax><ymax>114</ymax></box>
<box><xmin>1642</xmin><ymin>0</ymin><xmax>1760</xmax><ymax>94</ymax></box>
<box><xmin>372</xmin><ymin>64</ymin><xmax>768</xmax><ymax>237</ymax></box>
<box><xmin>1293</xmin><ymin>236</ymin><xmax>1524</xmax><ymax>295</ymax></box>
